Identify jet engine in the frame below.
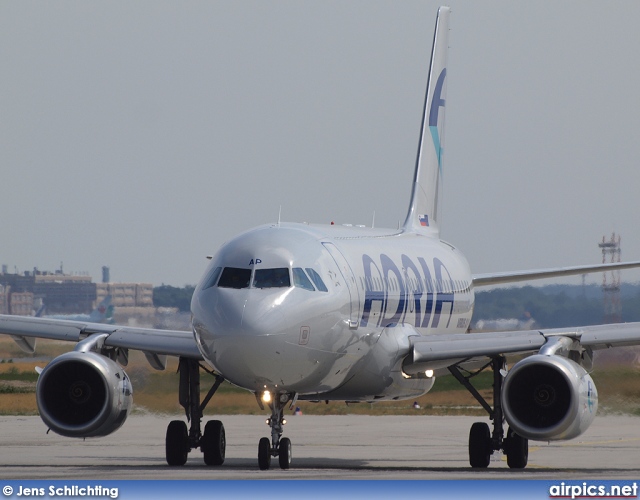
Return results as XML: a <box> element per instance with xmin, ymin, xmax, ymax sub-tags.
<box><xmin>36</xmin><ymin>351</ymin><xmax>133</xmax><ymax>438</ymax></box>
<box><xmin>502</xmin><ymin>354</ymin><xmax>597</xmax><ymax>441</ymax></box>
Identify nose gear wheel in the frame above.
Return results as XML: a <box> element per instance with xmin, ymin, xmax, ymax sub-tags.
<box><xmin>258</xmin><ymin>392</ymin><xmax>293</xmax><ymax>470</ymax></box>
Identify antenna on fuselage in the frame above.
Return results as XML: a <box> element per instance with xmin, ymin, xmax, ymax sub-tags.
<box><xmin>277</xmin><ymin>205</ymin><xmax>282</xmax><ymax>227</ymax></box>
<box><xmin>371</xmin><ymin>211</ymin><xmax>376</xmax><ymax>229</ymax></box>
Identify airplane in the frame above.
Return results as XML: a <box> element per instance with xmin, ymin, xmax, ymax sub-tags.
<box><xmin>2</xmin><ymin>5</ymin><xmax>640</xmax><ymax>471</ymax></box>
<box><xmin>36</xmin><ymin>295</ymin><xmax>114</xmax><ymax>324</ymax></box>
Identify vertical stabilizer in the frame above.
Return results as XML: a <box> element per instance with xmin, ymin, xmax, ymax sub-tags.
<box><xmin>403</xmin><ymin>6</ymin><xmax>450</xmax><ymax>235</ymax></box>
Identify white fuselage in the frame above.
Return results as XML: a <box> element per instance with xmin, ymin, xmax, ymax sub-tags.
<box><xmin>191</xmin><ymin>222</ymin><xmax>474</xmax><ymax>401</ymax></box>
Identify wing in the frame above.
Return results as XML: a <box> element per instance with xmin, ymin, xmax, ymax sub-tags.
<box><xmin>472</xmin><ymin>260</ymin><xmax>640</xmax><ymax>287</ymax></box>
<box><xmin>402</xmin><ymin>322</ymin><xmax>640</xmax><ymax>375</ymax></box>
<box><xmin>0</xmin><ymin>314</ymin><xmax>202</xmax><ymax>370</ymax></box>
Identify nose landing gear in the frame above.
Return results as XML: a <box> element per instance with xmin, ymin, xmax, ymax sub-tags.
<box><xmin>257</xmin><ymin>391</ymin><xmax>294</xmax><ymax>470</ymax></box>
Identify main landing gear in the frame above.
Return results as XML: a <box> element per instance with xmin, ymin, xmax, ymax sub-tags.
<box><xmin>257</xmin><ymin>391</ymin><xmax>294</xmax><ymax>470</ymax></box>
<box><xmin>449</xmin><ymin>356</ymin><xmax>528</xmax><ymax>469</ymax></box>
<box><xmin>165</xmin><ymin>357</ymin><xmax>226</xmax><ymax>467</ymax></box>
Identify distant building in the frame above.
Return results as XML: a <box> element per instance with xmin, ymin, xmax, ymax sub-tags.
<box><xmin>0</xmin><ymin>266</ymin><xmax>157</xmax><ymax>325</ymax></box>
<box><xmin>96</xmin><ymin>282</ymin><xmax>154</xmax><ymax>323</ymax></box>
<box><xmin>33</xmin><ymin>274</ymin><xmax>95</xmax><ymax>314</ymax></box>
<box><xmin>0</xmin><ymin>268</ymin><xmax>96</xmax><ymax>315</ymax></box>
<box><xmin>0</xmin><ymin>285</ymin><xmax>10</xmax><ymax>314</ymax></box>
<box><xmin>9</xmin><ymin>292</ymin><xmax>34</xmax><ymax>316</ymax></box>
<box><xmin>96</xmin><ymin>282</ymin><xmax>153</xmax><ymax>307</ymax></box>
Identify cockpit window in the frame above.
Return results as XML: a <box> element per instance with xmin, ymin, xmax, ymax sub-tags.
<box><xmin>202</xmin><ymin>266</ymin><xmax>222</xmax><ymax>290</ymax></box>
<box><xmin>293</xmin><ymin>268</ymin><xmax>315</xmax><ymax>291</ymax></box>
<box><xmin>253</xmin><ymin>268</ymin><xmax>291</xmax><ymax>289</ymax></box>
<box><xmin>305</xmin><ymin>268</ymin><xmax>328</xmax><ymax>292</ymax></box>
<box><xmin>218</xmin><ymin>267</ymin><xmax>251</xmax><ymax>289</ymax></box>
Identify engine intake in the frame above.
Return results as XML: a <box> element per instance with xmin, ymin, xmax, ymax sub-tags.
<box><xmin>502</xmin><ymin>354</ymin><xmax>597</xmax><ymax>441</ymax></box>
<box><xmin>36</xmin><ymin>351</ymin><xmax>133</xmax><ymax>438</ymax></box>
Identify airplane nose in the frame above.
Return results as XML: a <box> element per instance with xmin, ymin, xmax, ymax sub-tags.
<box><xmin>195</xmin><ymin>288</ymin><xmax>292</xmax><ymax>389</ymax></box>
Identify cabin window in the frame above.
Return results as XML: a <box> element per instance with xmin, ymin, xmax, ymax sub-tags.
<box><xmin>253</xmin><ymin>268</ymin><xmax>291</xmax><ymax>289</ymax></box>
<box><xmin>293</xmin><ymin>268</ymin><xmax>315</xmax><ymax>291</ymax></box>
<box><xmin>305</xmin><ymin>268</ymin><xmax>328</xmax><ymax>292</ymax></box>
<box><xmin>218</xmin><ymin>267</ymin><xmax>251</xmax><ymax>289</ymax></box>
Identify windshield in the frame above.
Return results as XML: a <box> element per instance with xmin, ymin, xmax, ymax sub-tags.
<box><xmin>293</xmin><ymin>268</ymin><xmax>315</xmax><ymax>291</ymax></box>
<box><xmin>253</xmin><ymin>268</ymin><xmax>291</xmax><ymax>289</ymax></box>
<box><xmin>305</xmin><ymin>268</ymin><xmax>328</xmax><ymax>292</ymax></box>
<box><xmin>218</xmin><ymin>267</ymin><xmax>251</xmax><ymax>289</ymax></box>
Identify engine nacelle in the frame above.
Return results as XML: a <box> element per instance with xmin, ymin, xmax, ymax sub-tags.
<box><xmin>36</xmin><ymin>351</ymin><xmax>133</xmax><ymax>438</ymax></box>
<box><xmin>502</xmin><ymin>354</ymin><xmax>597</xmax><ymax>441</ymax></box>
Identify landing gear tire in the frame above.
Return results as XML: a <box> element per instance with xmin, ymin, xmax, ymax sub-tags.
<box><xmin>469</xmin><ymin>422</ymin><xmax>491</xmax><ymax>468</ymax></box>
<box><xmin>505</xmin><ymin>427</ymin><xmax>528</xmax><ymax>469</ymax></box>
<box><xmin>278</xmin><ymin>437</ymin><xmax>292</xmax><ymax>470</ymax></box>
<box><xmin>202</xmin><ymin>420</ymin><xmax>226</xmax><ymax>466</ymax></box>
<box><xmin>258</xmin><ymin>437</ymin><xmax>271</xmax><ymax>470</ymax></box>
<box><xmin>166</xmin><ymin>420</ymin><xmax>189</xmax><ymax>466</ymax></box>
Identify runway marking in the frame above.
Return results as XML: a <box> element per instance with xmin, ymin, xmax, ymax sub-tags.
<box><xmin>558</xmin><ymin>437</ymin><xmax>640</xmax><ymax>447</ymax></box>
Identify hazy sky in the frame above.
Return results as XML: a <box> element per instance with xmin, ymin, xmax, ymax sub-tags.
<box><xmin>2</xmin><ymin>1</ymin><xmax>640</xmax><ymax>286</ymax></box>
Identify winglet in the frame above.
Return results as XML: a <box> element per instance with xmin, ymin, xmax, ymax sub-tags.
<box><xmin>403</xmin><ymin>6</ymin><xmax>450</xmax><ymax>235</ymax></box>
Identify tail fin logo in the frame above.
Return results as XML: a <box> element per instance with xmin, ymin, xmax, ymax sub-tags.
<box><xmin>428</xmin><ymin>68</ymin><xmax>447</xmax><ymax>171</ymax></box>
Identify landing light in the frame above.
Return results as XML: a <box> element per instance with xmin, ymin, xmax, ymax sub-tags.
<box><xmin>425</xmin><ymin>370</ymin><xmax>434</xmax><ymax>378</ymax></box>
<box><xmin>262</xmin><ymin>390</ymin><xmax>272</xmax><ymax>403</ymax></box>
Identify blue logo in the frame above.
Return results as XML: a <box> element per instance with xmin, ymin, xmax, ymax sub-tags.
<box><xmin>360</xmin><ymin>253</ymin><xmax>455</xmax><ymax>329</ymax></box>
<box><xmin>428</xmin><ymin>68</ymin><xmax>446</xmax><ymax>171</ymax></box>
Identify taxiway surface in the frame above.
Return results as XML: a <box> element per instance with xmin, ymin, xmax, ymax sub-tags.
<box><xmin>0</xmin><ymin>414</ymin><xmax>638</xmax><ymax>479</ymax></box>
